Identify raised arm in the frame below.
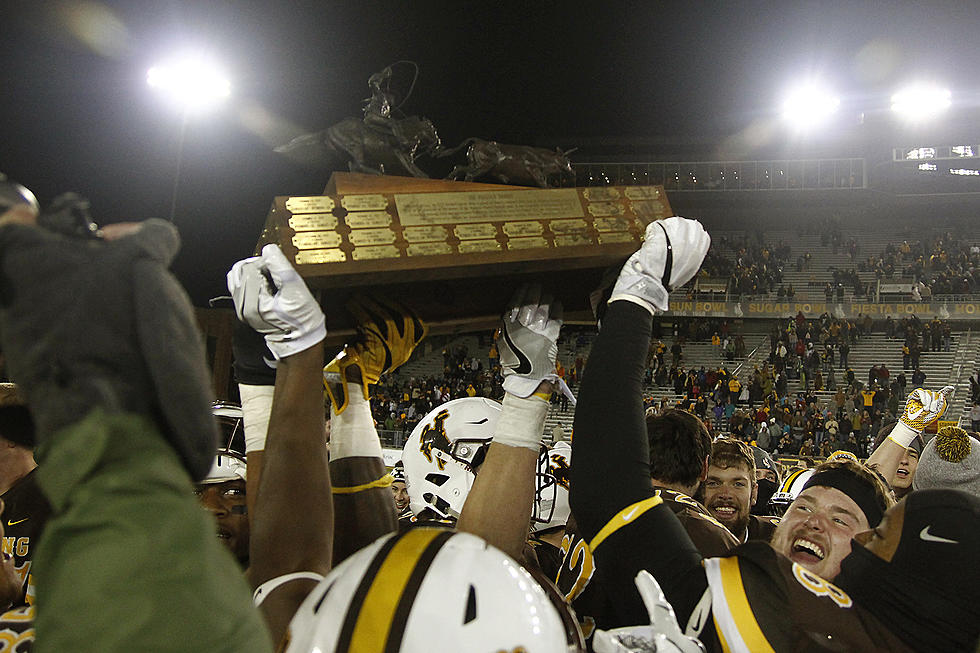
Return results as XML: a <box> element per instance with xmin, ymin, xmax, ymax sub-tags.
<box><xmin>323</xmin><ymin>295</ymin><xmax>426</xmax><ymax>564</ymax></box>
<box><xmin>867</xmin><ymin>385</ymin><xmax>952</xmax><ymax>483</ymax></box>
<box><xmin>457</xmin><ymin>284</ymin><xmax>569</xmax><ymax>560</ymax></box>
<box><xmin>569</xmin><ymin>218</ymin><xmax>714</xmax><ymax>627</ymax></box>
<box><xmin>227</xmin><ymin>244</ymin><xmax>331</xmax><ymax>643</ymax></box>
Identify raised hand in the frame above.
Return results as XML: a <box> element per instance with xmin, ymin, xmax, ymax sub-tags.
<box><xmin>227</xmin><ymin>244</ymin><xmax>326</xmax><ymax>360</ymax></box>
<box><xmin>323</xmin><ymin>295</ymin><xmax>426</xmax><ymax>414</ymax></box>
<box><xmin>609</xmin><ymin>217</ymin><xmax>711</xmax><ymax>314</ymax></box>
<box><xmin>498</xmin><ymin>283</ymin><xmax>567</xmax><ymax>400</ymax></box>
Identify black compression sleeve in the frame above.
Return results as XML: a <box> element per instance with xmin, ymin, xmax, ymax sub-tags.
<box><xmin>570</xmin><ymin>300</ymin><xmax>658</xmax><ymax>535</ymax></box>
<box><xmin>569</xmin><ymin>300</ymin><xmax>709</xmax><ymax>625</ymax></box>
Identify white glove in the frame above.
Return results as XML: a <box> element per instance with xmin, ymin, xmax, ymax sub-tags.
<box><xmin>610</xmin><ymin>217</ymin><xmax>711</xmax><ymax>314</ymax></box>
<box><xmin>498</xmin><ymin>283</ymin><xmax>574</xmax><ymax>404</ymax></box>
<box><xmin>593</xmin><ymin>571</ymin><xmax>706</xmax><ymax>653</ymax></box>
<box><xmin>227</xmin><ymin>244</ymin><xmax>326</xmax><ymax>360</ymax></box>
<box><xmin>889</xmin><ymin>385</ymin><xmax>954</xmax><ymax>448</ymax></box>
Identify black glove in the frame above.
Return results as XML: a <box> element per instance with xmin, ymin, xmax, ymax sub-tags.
<box><xmin>0</xmin><ymin>218</ymin><xmax>217</xmax><ymax>481</ymax></box>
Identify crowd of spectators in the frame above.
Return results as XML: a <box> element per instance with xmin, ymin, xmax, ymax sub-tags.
<box><xmin>871</xmin><ymin>230</ymin><xmax>980</xmax><ymax>295</ymax></box>
<box><xmin>636</xmin><ymin>311</ymin><xmax>959</xmax><ymax>459</ymax></box>
<box><xmin>697</xmin><ymin>232</ymin><xmax>790</xmax><ymax>297</ymax></box>
<box><xmin>370</xmin><ymin>339</ymin><xmax>504</xmax><ymax>443</ymax></box>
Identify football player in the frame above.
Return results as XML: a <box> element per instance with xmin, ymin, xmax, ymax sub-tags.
<box><xmin>703</xmin><ymin>438</ymin><xmax>779</xmax><ymax>543</ymax></box>
<box><xmin>867</xmin><ymin>418</ymin><xmax>929</xmax><ymax>500</ymax></box>
<box><xmin>767</xmin><ymin>457</ymin><xmax>892</xmax><ymax>581</ymax></box>
<box><xmin>570</xmin><ymin>217</ymin><xmax>979</xmax><ymax>652</ymax></box>
<box><xmin>0</xmin><ymin>384</ymin><xmax>50</xmax><ymax>609</ymax></box>
<box><xmin>196</xmin><ymin>447</ymin><xmax>249</xmax><ymax>566</ymax></box>
<box><xmin>390</xmin><ymin>461</ymin><xmax>411</xmax><ymax>519</ymax></box>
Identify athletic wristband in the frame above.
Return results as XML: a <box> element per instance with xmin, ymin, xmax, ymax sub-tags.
<box><xmin>492</xmin><ymin>392</ymin><xmax>549</xmax><ymax>450</ymax></box>
<box><xmin>887</xmin><ymin>421</ymin><xmax>919</xmax><ymax>449</ymax></box>
<box><xmin>239</xmin><ymin>384</ymin><xmax>275</xmax><ymax>453</ymax></box>
<box><xmin>331</xmin><ymin>473</ymin><xmax>394</xmax><ymax>494</ymax></box>
<box><xmin>329</xmin><ymin>391</ymin><xmax>383</xmax><ymax>460</ymax></box>
<box><xmin>609</xmin><ymin>294</ymin><xmax>659</xmax><ymax>316</ymax></box>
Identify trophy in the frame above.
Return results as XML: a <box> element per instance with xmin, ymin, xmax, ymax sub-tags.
<box><xmin>256</xmin><ymin>173</ymin><xmax>673</xmax><ymax>339</ymax></box>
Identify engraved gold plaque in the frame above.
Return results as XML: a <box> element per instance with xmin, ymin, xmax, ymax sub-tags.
<box><xmin>295</xmin><ymin>248</ymin><xmax>347</xmax><ymax>265</ymax></box>
<box><xmin>587</xmin><ymin>201</ymin><xmax>625</xmax><ymax>217</ymax></box>
<box><xmin>292</xmin><ymin>231</ymin><xmax>343</xmax><ymax>250</ymax></box>
<box><xmin>454</xmin><ymin>223</ymin><xmax>498</xmax><ymax>240</ymax></box>
<box><xmin>549</xmin><ymin>219</ymin><xmax>590</xmax><ymax>235</ymax></box>
<box><xmin>403</xmin><ymin>225</ymin><xmax>448</xmax><ymax>243</ymax></box>
<box><xmin>502</xmin><ymin>221</ymin><xmax>544</xmax><ymax>238</ymax></box>
<box><xmin>351</xmin><ymin>245</ymin><xmax>400</xmax><ymax>261</ymax></box>
<box><xmin>341</xmin><ymin>194</ymin><xmax>388</xmax><ymax>211</ymax></box>
<box><xmin>407</xmin><ymin>242</ymin><xmax>452</xmax><ymax>257</ymax></box>
<box><xmin>395</xmin><ymin>189</ymin><xmax>583</xmax><ymax>226</ymax></box>
<box><xmin>458</xmin><ymin>239</ymin><xmax>501</xmax><ymax>254</ymax></box>
<box><xmin>629</xmin><ymin>199</ymin><xmax>667</xmax><ymax>216</ymax></box>
<box><xmin>555</xmin><ymin>233</ymin><xmax>594</xmax><ymax>247</ymax></box>
<box><xmin>260</xmin><ymin>178</ymin><xmax>673</xmax><ymax>335</ymax></box>
<box><xmin>286</xmin><ymin>196</ymin><xmax>335</xmax><ymax>213</ymax></box>
<box><xmin>625</xmin><ymin>187</ymin><xmax>661</xmax><ymax>200</ymax></box>
<box><xmin>594</xmin><ymin>216</ymin><xmax>633</xmax><ymax>232</ymax></box>
<box><xmin>348</xmin><ymin>228</ymin><xmax>397</xmax><ymax>246</ymax></box>
<box><xmin>584</xmin><ymin>187</ymin><xmax>621</xmax><ymax>201</ymax></box>
<box><xmin>597</xmin><ymin>232</ymin><xmax>636</xmax><ymax>244</ymax></box>
<box><xmin>289</xmin><ymin>214</ymin><xmax>338</xmax><ymax>231</ymax></box>
<box><xmin>507</xmin><ymin>236</ymin><xmax>550</xmax><ymax>250</ymax></box>
<box><xmin>345</xmin><ymin>211</ymin><xmax>392</xmax><ymax>229</ymax></box>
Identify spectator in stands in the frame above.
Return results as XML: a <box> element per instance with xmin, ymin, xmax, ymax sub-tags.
<box><xmin>912</xmin><ymin>367</ymin><xmax>926</xmax><ymax>387</ymax></box>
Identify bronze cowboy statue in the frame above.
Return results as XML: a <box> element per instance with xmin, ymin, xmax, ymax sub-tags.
<box><xmin>275</xmin><ymin>62</ymin><xmax>442</xmax><ymax>178</ymax></box>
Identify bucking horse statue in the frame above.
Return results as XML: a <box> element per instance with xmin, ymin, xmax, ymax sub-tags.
<box><xmin>275</xmin><ymin>114</ymin><xmax>442</xmax><ymax>178</ymax></box>
<box><xmin>275</xmin><ymin>62</ymin><xmax>443</xmax><ymax>178</ymax></box>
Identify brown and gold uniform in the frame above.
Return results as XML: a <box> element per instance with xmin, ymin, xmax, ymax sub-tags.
<box><xmin>1</xmin><ymin>470</ymin><xmax>51</xmax><ymax>608</ymax></box>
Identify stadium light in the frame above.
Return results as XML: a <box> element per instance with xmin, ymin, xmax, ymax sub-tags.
<box><xmin>890</xmin><ymin>84</ymin><xmax>951</xmax><ymax>121</ymax></box>
<box><xmin>147</xmin><ymin>52</ymin><xmax>230</xmax><ymax>221</ymax></box>
<box><xmin>780</xmin><ymin>84</ymin><xmax>840</xmax><ymax>129</ymax></box>
<box><xmin>147</xmin><ymin>52</ymin><xmax>231</xmax><ymax>112</ymax></box>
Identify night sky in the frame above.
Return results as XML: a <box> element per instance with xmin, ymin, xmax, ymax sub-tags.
<box><xmin>3</xmin><ymin>1</ymin><xmax>978</xmax><ymax>304</ymax></box>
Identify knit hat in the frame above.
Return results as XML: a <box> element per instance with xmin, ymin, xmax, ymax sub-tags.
<box><xmin>913</xmin><ymin>426</ymin><xmax>980</xmax><ymax>498</ymax></box>
<box><xmin>391</xmin><ymin>460</ymin><xmax>406</xmax><ymax>484</ymax></box>
<box><xmin>751</xmin><ymin>445</ymin><xmax>781</xmax><ymax>484</ymax></box>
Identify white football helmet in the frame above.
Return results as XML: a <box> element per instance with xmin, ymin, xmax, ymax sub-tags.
<box><xmin>533</xmin><ymin>440</ymin><xmax>572</xmax><ymax>533</ymax></box>
<box><xmin>593</xmin><ymin>571</ymin><xmax>705</xmax><ymax>653</ymax></box>
<box><xmin>201</xmin><ymin>448</ymin><xmax>247</xmax><ymax>484</ymax></box>
<box><xmin>284</xmin><ymin>529</ymin><xmax>585</xmax><ymax>653</ymax></box>
<box><xmin>767</xmin><ymin>468</ymin><xmax>814</xmax><ymax>516</ymax></box>
<box><xmin>212</xmin><ymin>401</ymin><xmax>245</xmax><ymax>450</ymax></box>
<box><xmin>402</xmin><ymin>397</ymin><xmax>501</xmax><ymax>519</ymax></box>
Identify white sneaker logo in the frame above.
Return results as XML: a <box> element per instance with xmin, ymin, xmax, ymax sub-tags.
<box><xmin>919</xmin><ymin>526</ymin><xmax>958</xmax><ymax>544</ymax></box>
